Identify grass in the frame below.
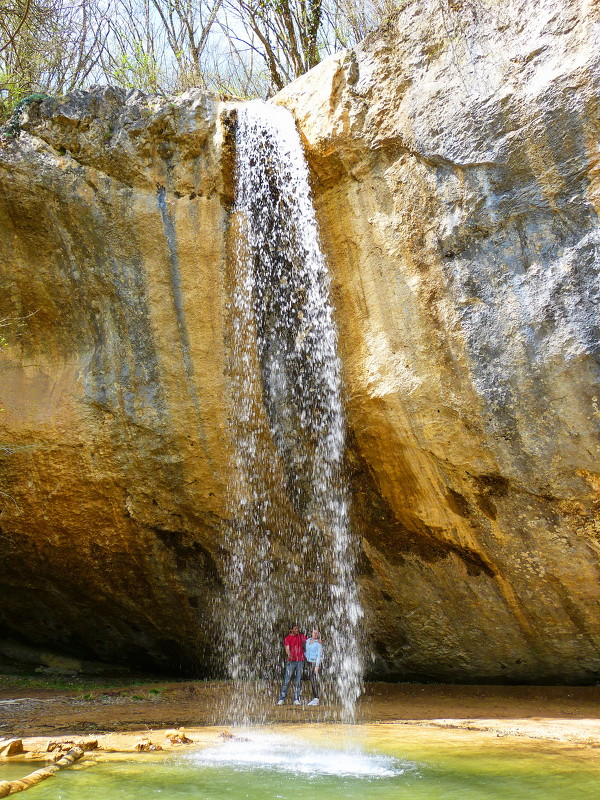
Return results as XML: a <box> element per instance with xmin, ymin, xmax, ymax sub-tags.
<box><xmin>0</xmin><ymin>665</ymin><xmax>225</xmax><ymax>696</ymax></box>
<box><xmin>0</xmin><ymin>674</ymin><xmax>174</xmax><ymax>693</ymax></box>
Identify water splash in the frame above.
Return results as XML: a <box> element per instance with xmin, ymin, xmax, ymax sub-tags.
<box><xmin>191</xmin><ymin>733</ymin><xmax>406</xmax><ymax>777</ymax></box>
<box><xmin>222</xmin><ymin>99</ymin><xmax>363</xmax><ymax>722</ymax></box>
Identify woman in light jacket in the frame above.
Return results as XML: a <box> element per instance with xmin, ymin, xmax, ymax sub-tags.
<box><xmin>305</xmin><ymin>627</ymin><xmax>323</xmax><ymax>706</ymax></box>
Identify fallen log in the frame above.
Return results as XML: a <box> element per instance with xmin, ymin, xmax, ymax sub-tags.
<box><xmin>0</xmin><ymin>746</ymin><xmax>84</xmax><ymax>797</ymax></box>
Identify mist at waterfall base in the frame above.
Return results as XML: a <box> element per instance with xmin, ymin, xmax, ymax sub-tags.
<box><xmin>221</xmin><ymin>99</ymin><xmax>362</xmax><ymax>720</ymax></box>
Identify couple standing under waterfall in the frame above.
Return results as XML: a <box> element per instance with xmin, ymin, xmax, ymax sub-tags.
<box><xmin>277</xmin><ymin>625</ymin><xmax>323</xmax><ymax>706</ymax></box>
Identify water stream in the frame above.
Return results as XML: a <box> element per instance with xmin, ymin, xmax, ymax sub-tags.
<box><xmin>4</xmin><ymin>725</ymin><xmax>599</xmax><ymax>799</ymax></box>
<box><xmin>222</xmin><ymin>99</ymin><xmax>362</xmax><ymax>721</ymax></box>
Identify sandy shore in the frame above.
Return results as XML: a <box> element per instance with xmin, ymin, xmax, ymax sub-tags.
<box><xmin>1</xmin><ymin>681</ymin><xmax>599</xmax><ymax>759</ymax></box>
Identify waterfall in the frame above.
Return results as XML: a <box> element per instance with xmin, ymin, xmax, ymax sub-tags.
<box><xmin>223</xmin><ymin>100</ymin><xmax>362</xmax><ymax>722</ymax></box>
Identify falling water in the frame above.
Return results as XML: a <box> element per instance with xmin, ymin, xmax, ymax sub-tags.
<box><xmin>222</xmin><ymin>100</ymin><xmax>363</xmax><ymax>722</ymax></box>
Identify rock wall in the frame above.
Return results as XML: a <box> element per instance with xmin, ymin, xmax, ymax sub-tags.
<box><xmin>276</xmin><ymin>0</ymin><xmax>600</xmax><ymax>681</ymax></box>
<box><xmin>0</xmin><ymin>89</ymin><xmax>229</xmax><ymax>671</ymax></box>
<box><xmin>1</xmin><ymin>0</ymin><xmax>599</xmax><ymax>680</ymax></box>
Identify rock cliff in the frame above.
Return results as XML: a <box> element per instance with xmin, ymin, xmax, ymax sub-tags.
<box><xmin>1</xmin><ymin>0</ymin><xmax>599</xmax><ymax>680</ymax></box>
<box><xmin>0</xmin><ymin>89</ymin><xmax>228</xmax><ymax>671</ymax></box>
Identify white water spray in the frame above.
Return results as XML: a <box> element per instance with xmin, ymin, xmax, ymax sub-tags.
<box><xmin>223</xmin><ymin>100</ymin><xmax>362</xmax><ymax>722</ymax></box>
<box><xmin>191</xmin><ymin>732</ymin><xmax>406</xmax><ymax>777</ymax></box>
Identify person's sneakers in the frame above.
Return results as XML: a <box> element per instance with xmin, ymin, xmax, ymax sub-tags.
<box><xmin>293</xmin><ymin>700</ymin><xmax>301</xmax><ymax>705</ymax></box>
<box><xmin>307</xmin><ymin>698</ymin><xmax>319</xmax><ymax>706</ymax></box>
<box><xmin>277</xmin><ymin>700</ymin><xmax>284</xmax><ymax>705</ymax></box>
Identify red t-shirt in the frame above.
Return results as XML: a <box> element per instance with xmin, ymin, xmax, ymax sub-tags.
<box><xmin>284</xmin><ymin>633</ymin><xmax>307</xmax><ymax>661</ymax></box>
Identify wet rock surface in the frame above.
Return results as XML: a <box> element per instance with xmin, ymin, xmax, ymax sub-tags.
<box><xmin>1</xmin><ymin>0</ymin><xmax>600</xmax><ymax>680</ymax></box>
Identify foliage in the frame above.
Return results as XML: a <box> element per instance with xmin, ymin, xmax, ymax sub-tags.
<box><xmin>0</xmin><ymin>673</ymin><xmax>175</xmax><ymax>691</ymax></box>
<box><xmin>0</xmin><ymin>0</ymin><xmax>416</xmax><ymax>104</ymax></box>
<box><xmin>0</xmin><ymin>0</ymin><xmax>110</xmax><ymax>114</ymax></box>
<box><xmin>220</xmin><ymin>0</ymin><xmax>326</xmax><ymax>93</ymax></box>
<box><xmin>102</xmin><ymin>0</ymin><xmax>227</xmax><ymax>94</ymax></box>
<box><xmin>0</xmin><ymin>1</ymin><xmax>495</xmax><ymax>112</ymax></box>
<box><xmin>110</xmin><ymin>44</ymin><xmax>162</xmax><ymax>91</ymax></box>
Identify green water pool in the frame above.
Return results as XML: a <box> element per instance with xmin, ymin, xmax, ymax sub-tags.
<box><xmin>2</xmin><ymin>724</ymin><xmax>599</xmax><ymax>800</ymax></box>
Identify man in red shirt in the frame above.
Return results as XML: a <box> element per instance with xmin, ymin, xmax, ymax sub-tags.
<box><xmin>277</xmin><ymin>624</ymin><xmax>307</xmax><ymax>705</ymax></box>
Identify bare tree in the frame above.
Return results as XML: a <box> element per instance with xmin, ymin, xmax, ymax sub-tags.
<box><xmin>102</xmin><ymin>0</ymin><xmax>165</xmax><ymax>92</ymax></box>
<box><xmin>103</xmin><ymin>0</ymin><xmax>226</xmax><ymax>92</ymax></box>
<box><xmin>0</xmin><ymin>0</ymin><xmax>413</xmax><ymax>108</ymax></box>
<box><xmin>220</xmin><ymin>0</ymin><xmax>326</xmax><ymax>93</ymax></box>
<box><xmin>0</xmin><ymin>0</ymin><xmax>33</xmax><ymax>56</ymax></box>
<box><xmin>0</xmin><ymin>0</ymin><xmax>111</xmax><ymax>113</ymax></box>
<box><xmin>215</xmin><ymin>0</ymin><xmax>399</xmax><ymax>96</ymax></box>
<box><xmin>330</xmin><ymin>0</ymin><xmax>402</xmax><ymax>45</ymax></box>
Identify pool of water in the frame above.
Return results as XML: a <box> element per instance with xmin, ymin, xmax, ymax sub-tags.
<box><xmin>2</xmin><ymin>724</ymin><xmax>599</xmax><ymax>800</ymax></box>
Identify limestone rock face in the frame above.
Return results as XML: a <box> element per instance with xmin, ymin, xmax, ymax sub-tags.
<box><xmin>0</xmin><ymin>88</ymin><xmax>228</xmax><ymax>671</ymax></box>
<box><xmin>1</xmin><ymin>0</ymin><xmax>600</xmax><ymax>680</ymax></box>
<box><xmin>275</xmin><ymin>0</ymin><xmax>600</xmax><ymax>680</ymax></box>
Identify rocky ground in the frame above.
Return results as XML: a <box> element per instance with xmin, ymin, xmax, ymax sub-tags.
<box><xmin>1</xmin><ymin>679</ymin><xmax>600</xmax><ymax>754</ymax></box>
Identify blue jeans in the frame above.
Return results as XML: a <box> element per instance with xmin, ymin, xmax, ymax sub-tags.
<box><xmin>278</xmin><ymin>661</ymin><xmax>303</xmax><ymax>702</ymax></box>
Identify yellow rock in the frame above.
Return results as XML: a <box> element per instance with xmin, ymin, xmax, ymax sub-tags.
<box><xmin>1</xmin><ymin>0</ymin><xmax>600</xmax><ymax>681</ymax></box>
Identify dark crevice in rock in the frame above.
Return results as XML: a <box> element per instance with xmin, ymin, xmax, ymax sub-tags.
<box><xmin>219</xmin><ymin>107</ymin><xmax>237</xmax><ymax>210</ymax></box>
<box><xmin>445</xmin><ymin>487</ymin><xmax>472</xmax><ymax>518</ymax></box>
<box><xmin>475</xmin><ymin>473</ymin><xmax>511</xmax><ymax>497</ymax></box>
